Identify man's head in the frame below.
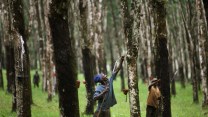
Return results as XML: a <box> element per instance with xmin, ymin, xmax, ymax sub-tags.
<box><xmin>94</xmin><ymin>73</ymin><xmax>108</xmax><ymax>84</ymax></box>
<box><xmin>148</xmin><ymin>77</ymin><xmax>160</xmax><ymax>88</ymax></box>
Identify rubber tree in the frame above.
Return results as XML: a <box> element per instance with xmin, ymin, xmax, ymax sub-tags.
<box><xmin>11</xmin><ymin>0</ymin><xmax>32</xmax><ymax>116</ymax></box>
<box><xmin>49</xmin><ymin>0</ymin><xmax>80</xmax><ymax>116</ymax></box>
<box><xmin>121</xmin><ymin>0</ymin><xmax>141</xmax><ymax>116</ymax></box>
<box><xmin>151</xmin><ymin>0</ymin><xmax>171</xmax><ymax>116</ymax></box>
<box><xmin>79</xmin><ymin>0</ymin><xmax>95</xmax><ymax>114</ymax></box>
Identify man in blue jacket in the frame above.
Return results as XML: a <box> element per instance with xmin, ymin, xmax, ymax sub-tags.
<box><xmin>93</xmin><ymin>56</ymin><xmax>124</xmax><ymax>117</ymax></box>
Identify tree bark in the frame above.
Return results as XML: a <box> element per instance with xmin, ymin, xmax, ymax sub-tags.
<box><xmin>79</xmin><ymin>0</ymin><xmax>94</xmax><ymax>114</ymax></box>
<box><xmin>94</xmin><ymin>0</ymin><xmax>107</xmax><ymax>74</ymax></box>
<box><xmin>0</xmin><ymin>3</ymin><xmax>4</xmax><ymax>89</ymax></box>
<box><xmin>3</xmin><ymin>0</ymin><xmax>13</xmax><ymax>93</ymax></box>
<box><xmin>43</xmin><ymin>0</ymin><xmax>53</xmax><ymax>101</ymax></box>
<box><xmin>49</xmin><ymin>0</ymin><xmax>80</xmax><ymax>116</ymax></box>
<box><xmin>121</xmin><ymin>0</ymin><xmax>141</xmax><ymax>116</ymax></box>
<box><xmin>151</xmin><ymin>0</ymin><xmax>171</xmax><ymax>116</ymax></box>
<box><xmin>202</xmin><ymin>0</ymin><xmax>208</xmax><ymax>100</ymax></box>
<box><xmin>5</xmin><ymin>44</ymin><xmax>14</xmax><ymax>93</ymax></box>
<box><xmin>11</xmin><ymin>0</ymin><xmax>32</xmax><ymax>116</ymax></box>
<box><xmin>196</xmin><ymin>0</ymin><xmax>208</xmax><ymax>107</ymax></box>
<box><xmin>46</xmin><ymin>39</ymin><xmax>53</xmax><ymax>102</ymax></box>
<box><xmin>0</xmin><ymin>21</ymin><xmax>3</xmax><ymax>89</ymax></box>
<box><xmin>39</xmin><ymin>0</ymin><xmax>47</xmax><ymax>92</ymax></box>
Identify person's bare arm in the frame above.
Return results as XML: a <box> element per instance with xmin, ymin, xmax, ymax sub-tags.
<box><xmin>113</xmin><ymin>56</ymin><xmax>125</xmax><ymax>74</ymax></box>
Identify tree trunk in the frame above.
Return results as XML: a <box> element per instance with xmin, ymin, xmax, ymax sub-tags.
<box><xmin>0</xmin><ymin>22</ymin><xmax>3</xmax><ymax>89</ymax></box>
<box><xmin>4</xmin><ymin>0</ymin><xmax>13</xmax><ymax>93</ymax></box>
<box><xmin>179</xmin><ymin>65</ymin><xmax>186</xmax><ymax>88</ymax></box>
<box><xmin>43</xmin><ymin>0</ymin><xmax>53</xmax><ymax>101</ymax></box>
<box><xmin>12</xmin><ymin>74</ymin><xmax>17</xmax><ymax>112</ymax></box>
<box><xmin>5</xmin><ymin>45</ymin><xmax>14</xmax><ymax>93</ymax></box>
<box><xmin>203</xmin><ymin>0</ymin><xmax>208</xmax><ymax>28</ymax></box>
<box><xmin>79</xmin><ymin>0</ymin><xmax>94</xmax><ymax>114</ymax></box>
<box><xmin>39</xmin><ymin>0</ymin><xmax>47</xmax><ymax>92</ymax></box>
<box><xmin>11</xmin><ymin>0</ymin><xmax>32</xmax><ymax>116</ymax></box>
<box><xmin>202</xmin><ymin>0</ymin><xmax>208</xmax><ymax>100</ymax></box>
<box><xmin>152</xmin><ymin>0</ymin><xmax>171</xmax><ymax>116</ymax></box>
<box><xmin>46</xmin><ymin>39</ymin><xmax>53</xmax><ymax>102</ymax></box>
<box><xmin>94</xmin><ymin>0</ymin><xmax>107</xmax><ymax>74</ymax></box>
<box><xmin>196</xmin><ymin>0</ymin><xmax>208</xmax><ymax>107</ymax></box>
<box><xmin>169</xmin><ymin>58</ymin><xmax>176</xmax><ymax>97</ymax></box>
<box><xmin>49</xmin><ymin>0</ymin><xmax>80</xmax><ymax>116</ymax></box>
<box><xmin>121</xmin><ymin>0</ymin><xmax>141</xmax><ymax>116</ymax></box>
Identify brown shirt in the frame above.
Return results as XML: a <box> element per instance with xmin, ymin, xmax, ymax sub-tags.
<box><xmin>147</xmin><ymin>86</ymin><xmax>161</xmax><ymax>108</ymax></box>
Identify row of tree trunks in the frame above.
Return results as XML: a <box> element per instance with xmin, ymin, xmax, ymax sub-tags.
<box><xmin>179</xmin><ymin>0</ymin><xmax>199</xmax><ymax>103</ymax></box>
<box><xmin>49</xmin><ymin>0</ymin><xmax>80</xmax><ymax>116</ymax></box>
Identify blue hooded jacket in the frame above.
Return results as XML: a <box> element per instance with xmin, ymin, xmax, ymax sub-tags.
<box><xmin>94</xmin><ymin>73</ymin><xmax>117</xmax><ymax>111</ymax></box>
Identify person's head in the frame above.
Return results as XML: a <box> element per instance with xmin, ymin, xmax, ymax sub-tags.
<box><xmin>94</xmin><ymin>73</ymin><xmax>108</xmax><ymax>84</ymax></box>
<box><xmin>35</xmin><ymin>71</ymin><xmax>38</xmax><ymax>74</ymax></box>
<box><xmin>148</xmin><ymin>77</ymin><xmax>160</xmax><ymax>89</ymax></box>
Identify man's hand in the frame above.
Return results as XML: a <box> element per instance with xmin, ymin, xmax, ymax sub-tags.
<box><xmin>93</xmin><ymin>87</ymin><xmax>109</xmax><ymax>100</ymax></box>
<box><xmin>121</xmin><ymin>55</ymin><xmax>125</xmax><ymax>61</ymax></box>
<box><xmin>103</xmin><ymin>87</ymin><xmax>109</xmax><ymax>94</ymax></box>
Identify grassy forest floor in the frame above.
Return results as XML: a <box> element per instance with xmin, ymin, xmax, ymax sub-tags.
<box><xmin>0</xmin><ymin>70</ymin><xmax>207</xmax><ymax>117</ymax></box>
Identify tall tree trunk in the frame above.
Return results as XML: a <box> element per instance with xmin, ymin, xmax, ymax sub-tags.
<box><xmin>46</xmin><ymin>39</ymin><xmax>53</xmax><ymax>101</ymax></box>
<box><xmin>79</xmin><ymin>0</ymin><xmax>94</xmax><ymax>114</ymax></box>
<box><xmin>94</xmin><ymin>0</ymin><xmax>107</xmax><ymax>74</ymax></box>
<box><xmin>152</xmin><ymin>0</ymin><xmax>171</xmax><ymax>116</ymax></box>
<box><xmin>3</xmin><ymin>0</ymin><xmax>16</xmax><ymax>110</ymax></box>
<box><xmin>0</xmin><ymin>21</ymin><xmax>3</xmax><ymax>89</ymax></box>
<box><xmin>12</xmin><ymin>68</ymin><xmax>17</xmax><ymax>112</ymax></box>
<box><xmin>34</xmin><ymin>0</ymin><xmax>42</xmax><ymax>70</ymax></box>
<box><xmin>203</xmin><ymin>0</ymin><xmax>208</xmax><ymax>31</ymax></box>
<box><xmin>4</xmin><ymin>0</ymin><xmax>13</xmax><ymax>93</ymax></box>
<box><xmin>49</xmin><ymin>0</ymin><xmax>80</xmax><ymax>116</ymax></box>
<box><xmin>121</xmin><ymin>0</ymin><xmax>141</xmax><ymax>116</ymax></box>
<box><xmin>5</xmin><ymin>44</ymin><xmax>14</xmax><ymax>93</ymax></box>
<box><xmin>43</xmin><ymin>0</ymin><xmax>53</xmax><ymax>102</ymax></box>
<box><xmin>40</xmin><ymin>0</ymin><xmax>47</xmax><ymax>92</ymax></box>
<box><xmin>179</xmin><ymin>65</ymin><xmax>186</xmax><ymax>88</ymax></box>
<box><xmin>203</xmin><ymin>0</ymin><xmax>208</xmax><ymax>98</ymax></box>
<box><xmin>196</xmin><ymin>0</ymin><xmax>208</xmax><ymax>107</ymax></box>
<box><xmin>11</xmin><ymin>0</ymin><xmax>32</xmax><ymax>116</ymax></box>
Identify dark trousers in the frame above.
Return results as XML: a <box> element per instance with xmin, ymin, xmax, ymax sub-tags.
<box><xmin>146</xmin><ymin>105</ymin><xmax>157</xmax><ymax>117</ymax></box>
<box><xmin>93</xmin><ymin>109</ymin><xmax>110</xmax><ymax>117</ymax></box>
<box><xmin>34</xmin><ymin>82</ymin><xmax>39</xmax><ymax>88</ymax></box>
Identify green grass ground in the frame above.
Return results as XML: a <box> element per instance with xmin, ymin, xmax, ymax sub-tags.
<box><xmin>0</xmin><ymin>71</ymin><xmax>207</xmax><ymax>117</ymax></box>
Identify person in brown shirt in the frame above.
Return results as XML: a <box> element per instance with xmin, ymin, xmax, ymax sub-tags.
<box><xmin>146</xmin><ymin>77</ymin><xmax>161</xmax><ymax>117</ymax></box>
